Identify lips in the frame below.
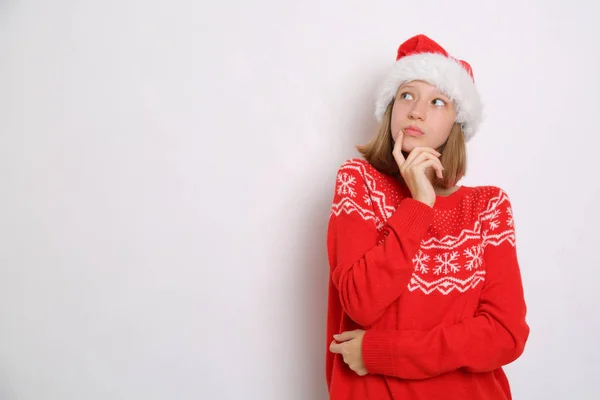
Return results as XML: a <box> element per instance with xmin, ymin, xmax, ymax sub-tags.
<box><xmin>403</xmin><ymin>126</ymin><xmax>424</xmax><ymax>137</ymax></box>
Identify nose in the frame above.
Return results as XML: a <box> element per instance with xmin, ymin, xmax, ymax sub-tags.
<box><xmin>408</xmin><ymin>99</ymin><xmax>427</xmax><ymax>120</ymax></box>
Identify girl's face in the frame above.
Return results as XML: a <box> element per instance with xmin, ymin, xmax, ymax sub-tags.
<box><xmin>390</xmin><ymin>80</ymin><xmax>456</xmax><ymax>152</ymax></box>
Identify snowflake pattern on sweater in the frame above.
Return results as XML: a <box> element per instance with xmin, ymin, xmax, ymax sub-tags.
<box><xmin>330</xmin><ymin>158</ymin><xmax>516</xmax><ymax>296</ymax></box>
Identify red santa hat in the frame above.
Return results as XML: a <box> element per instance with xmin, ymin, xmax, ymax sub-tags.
<box><xmin>374</xmin><ymin>34</ymin><xmax>483</xmax><ymax>141</ymax></box>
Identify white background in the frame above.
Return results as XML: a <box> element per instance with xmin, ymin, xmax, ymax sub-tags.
<box><xmin>1</xmin><ymin>0</ymin><xmax>599</xmax><ymax>399</ymax></box>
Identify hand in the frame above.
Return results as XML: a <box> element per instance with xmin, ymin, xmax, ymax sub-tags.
<box><xmin>392</xmin><ymin>130</ymin><xmax>444</xmax><ymax>208</ymax></box>
<box><xmin>329</xmin><ymin>329</ymin><xmax>368</xmax><ymax>376</ymax></box>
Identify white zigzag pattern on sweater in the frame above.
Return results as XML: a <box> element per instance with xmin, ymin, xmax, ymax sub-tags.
<box><xmin>420</xmin><ymin>223</ymin><xmax>483</xmax><ymax>251</ymax></box>
<box><xmin>408</xmin><ymin>270</ymin><xmax>486</xmax><ymax>295</ymax></box>
<box><xmin>330</xmin><ymin>160</ymin><xmax>395</xmax><ymax>227</ymax></box>
<box><xmin>330</xmin><ymin>197</ymin><xmax>376</xmax><ymax>222</ymax></box>
<box><xmin>484</xmin><ymin>229</ymin><xmax>516</xmax><ymax>247</ymax></box>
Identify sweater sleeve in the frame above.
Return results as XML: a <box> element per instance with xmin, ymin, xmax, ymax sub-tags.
<box><xmin>326</xmin><ymin>160</ymin><xmax>434</xmax><ymax>327</ymax></box>
<box><xmin>362</xmin><ymin>188</ymin><xmax>530</xmax><ymax>379</ymax></box>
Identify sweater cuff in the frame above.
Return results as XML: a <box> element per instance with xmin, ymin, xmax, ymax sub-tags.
<box><xmin>362</xmin><ymin>330</ymin><xmax>398</xmax><ymax>376</ymax></box>
<box><xmin>387</xmin><ymin>198</ymin><xmax>434</xmax><ymax>238</ymax></box>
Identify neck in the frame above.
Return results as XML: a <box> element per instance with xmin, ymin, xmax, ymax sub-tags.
<box><xmin>435</xmin><ymin>185</ymin><xmax>460</xmax><ymax>196</ymax></box>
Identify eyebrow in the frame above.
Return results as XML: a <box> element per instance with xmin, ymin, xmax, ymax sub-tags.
<box><xmin>399</xmin><ymin>84</ymin><xmax>449</xmax><ymax>98</ymax></box>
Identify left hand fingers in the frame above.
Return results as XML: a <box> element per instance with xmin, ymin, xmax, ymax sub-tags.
<box><xmin>333</xmin><ymin>330</ymin><xmax>360</xmax><ymax>342</ymax></box>
<box><xmin>330</xmin><ymin>335</ymin><xmax>368</xmax><ymax>377</ymax></box>
<box><xmin>329</xmin><ymin>340</ymin><xmax>343</xmax><ymax>354</ymax></box>
<box><xmin>348</xmin><ymin>362</ymin><xmax>368</xmax><ymax>376</ymax></box>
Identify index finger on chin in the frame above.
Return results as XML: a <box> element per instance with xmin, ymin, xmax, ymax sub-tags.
<box><xmin>393</xmin><ymin>131</ymin><xmax>405</xmax><ymax>164</ymax></box>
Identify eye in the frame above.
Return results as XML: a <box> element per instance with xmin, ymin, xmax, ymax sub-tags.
<box><xmin>399</xmin><ymin>92</ymin><xmax>414</xmax><ymax>100</ymax></box>
<box><xmin>432</xmin><ymin>98</ymin><xmax>446</xmax><ymax>107</ymax></box>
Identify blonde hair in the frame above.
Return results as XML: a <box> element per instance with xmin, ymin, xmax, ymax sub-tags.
<box><xmin>356</xmin><ymin>100</ymin><xmax>467</xmax><ymax>188</ymax></box>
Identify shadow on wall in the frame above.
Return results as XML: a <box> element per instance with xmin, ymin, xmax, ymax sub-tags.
<box><xmin>300</xmin><ymin>193</ymin><xmax>331</xmax><ymax>400</ymax></box>
<box><xmin>296</xmin><ymin>69</ymin><xmax>382</xmax><ymax>400</ymax></box>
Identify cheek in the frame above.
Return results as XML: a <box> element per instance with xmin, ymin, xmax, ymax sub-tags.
<box><xmin>390</xmin><ymin>108</ymin><xmax>404</xmax><ymax>136</ymax></box>
<box><xmin>441</xmin><ymin>110</ymin><xmax>456</xmax><ymax>133</ymax></box>
<box><xmin>431</xmin><ymin>120</ymin><xmax>455</xmax><ymax>147</ymax></box>
<box><xmin>443</xmin><ymin>114</ymin><xmax>455</xmax><ymax>130</ymax></box>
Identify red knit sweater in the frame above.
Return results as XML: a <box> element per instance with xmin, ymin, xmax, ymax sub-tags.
<box><xmin>325</xmin><ymin>158</ymin><xmax>529</xmax><ymax>400</ymax></box>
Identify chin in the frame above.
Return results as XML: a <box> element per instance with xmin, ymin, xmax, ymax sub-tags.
<box><xmin>400</xmin><ymin>143</ymin><xmax>414</xmax><ymax>152</ymax></box>
<box><xmin>400</xmin><ymin>138</ymin><xmax>421</xmax><ymax>152</ymax></box>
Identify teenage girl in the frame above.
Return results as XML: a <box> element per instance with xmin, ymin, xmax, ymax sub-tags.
<box><xmin>325</xmin><ymin>34</ymin><xmax>529</xmax><ymax>400</ymax></box>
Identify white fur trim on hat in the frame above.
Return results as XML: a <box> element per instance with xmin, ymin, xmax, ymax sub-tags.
<box><xmin>374</xmin><ymin>52</ymin><xmax>483</xmax><ymax>141</ymax></box>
